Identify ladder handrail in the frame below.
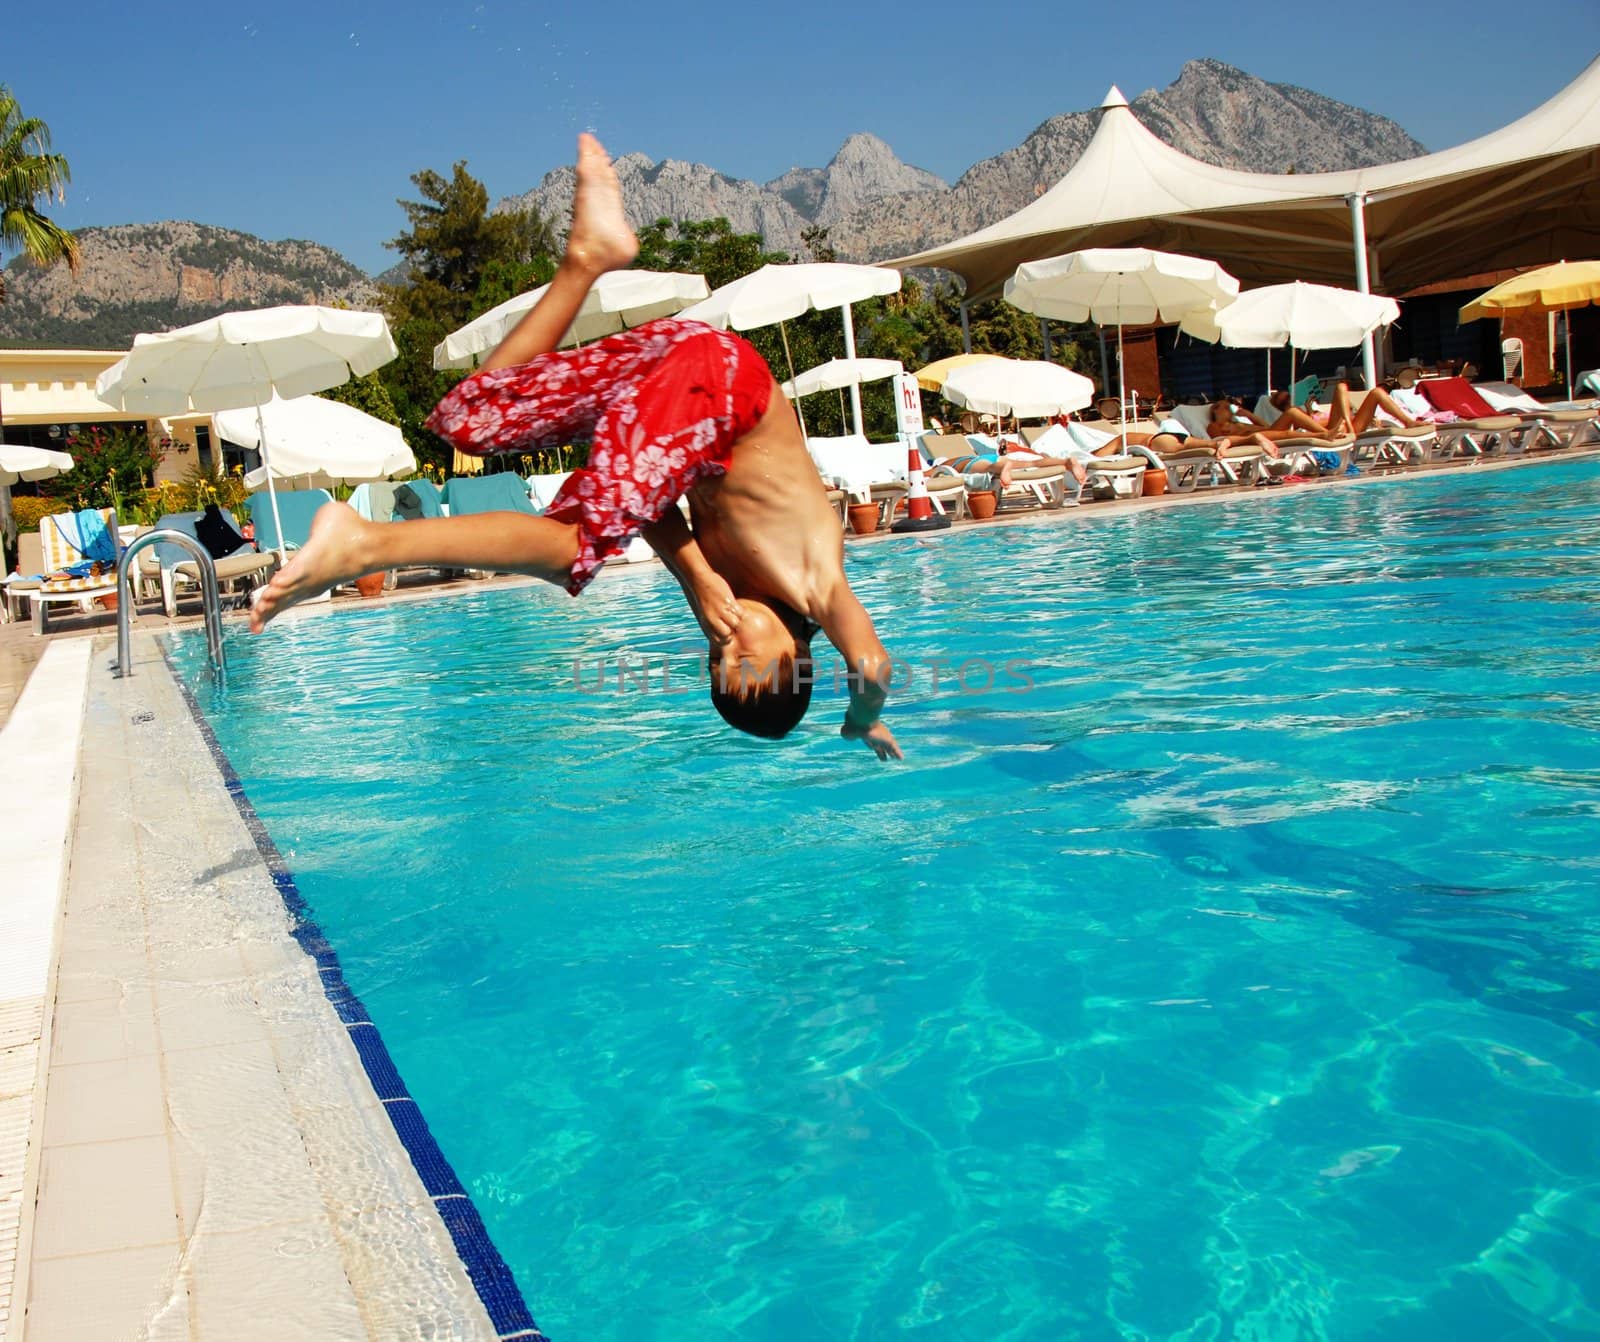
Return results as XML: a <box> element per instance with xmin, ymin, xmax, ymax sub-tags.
<box><xmin>115</xmin><ymin>530</ymin><xmax>226</xmax><ymax>681</ymax></box>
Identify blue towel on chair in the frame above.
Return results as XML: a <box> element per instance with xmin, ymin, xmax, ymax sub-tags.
<box><xmin>48</xmin><ymin>509</ymin><xmax>118</xmax><ymax>577</ymax></box>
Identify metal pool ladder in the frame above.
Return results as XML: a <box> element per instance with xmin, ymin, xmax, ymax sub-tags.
<box><xmin>114</xmin><ymin>530</ymin><xmax>226</xmax><ymax>682</ymax></box>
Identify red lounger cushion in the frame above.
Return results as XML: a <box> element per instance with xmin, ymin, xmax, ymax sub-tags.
<box><xmin>1418</xmin><ymin>376</ymin><xmax>1498</xmax><ymax>419</ymax></box>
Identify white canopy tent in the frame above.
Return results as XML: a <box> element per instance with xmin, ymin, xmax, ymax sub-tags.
<box><xmin>889</xmin><ymin>57</ymin><xmax>1600</xmax><ymax>387</ymax></box>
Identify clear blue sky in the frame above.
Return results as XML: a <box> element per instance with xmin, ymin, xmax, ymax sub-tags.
<box><xmin>10</xmin><ymin>1</ymin><xmax>1598</xmax><ymax>276</ymax></box>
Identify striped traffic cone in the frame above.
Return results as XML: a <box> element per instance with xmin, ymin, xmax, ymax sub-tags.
<box><xmin>890</xmin><ymin>437</ymin><xmax>952</xmax><ymax>533</ymax></box>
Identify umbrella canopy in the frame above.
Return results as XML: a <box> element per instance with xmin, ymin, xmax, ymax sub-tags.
<box><xmin>1458</xmin><ymin>259</ymin><xmax>1600</xmax><ymax>322</ymax></box>
<box><xmin>1006</xmin><ymin>248</ymin><xmax>1239</xmax><ymax>326</ymax></box>
<box><xmin>1459</xmin><ymin>260</ymin><xmax>1600</xmax><ymax>398</ymax></box>
<box><xmin>433</xmin><ymin>270</ymin><xmax>710</xmax><ymax>370</ymax></box>
<box><xmin>1181</xmin><ymin>281</ymin><xmax>1401</xmax><ymax>348</ymax></box>
<box><xmin>0</xmin><ymin>442</ymin><xmax>74</xmax><ymax>486</ymax></box>
<box><xmin>213</xmin><ymin>395</ymin><xmax>415</xmax><ymax>489</ymax></box>
<box><xmin>942</xmin><ymin>359</ymin><xmax>1095</xmax><ymax>419</ymax></box>
<box><xmin>781</xmin><ymin>357</ymin><xmax>902</xmax><ymax>399</ymax></box>
<box><xmin>96</xmin><ymin>305</ymin><xmax>398</xmax><ymax>414</ymax></box>
<box><xmin>96</xmin><ymin>304</ymin><xmax>399</xmax><ymax>561</ymax></box>
<box><xmin>679</xmin><ymin>263</ymin><xmax>902</xmax><ymax>329</ymax></box>
<box><xmin>1006</xmin><ymin>248</ymin><xmax>1238</xmax><ymax>424</ymax></box>
<box><xmin>913</xmin><ymin>352</ymin><xmax>1006</xmax><ymax>392</ymax></box>
<box><xmin>0</xmin><ymin>443</ymin><xmax>75</xmax><ymax>571</ymax></box>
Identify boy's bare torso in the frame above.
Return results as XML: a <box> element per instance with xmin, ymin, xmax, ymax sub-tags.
<box><xmin>685</xmin><ymin>382</ymin><xmax>845</xmax><ymax>618</ymax></box>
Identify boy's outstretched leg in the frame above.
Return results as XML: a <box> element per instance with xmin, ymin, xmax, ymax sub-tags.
<box><xmin>248</xmin><ymin>502</ymin><xmax>580</xmax><ymax>632</ymax></box>
<box><xmin>478</xmin><ymin>133</ymin><xmax>639</xmax><ymax>372</ymax></box>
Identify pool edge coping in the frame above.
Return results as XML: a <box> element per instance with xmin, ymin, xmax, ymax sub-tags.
<box><xmin>157</xmin><ymin>639</ymin><xmax>549</xmax><ymax>1342</ymax></box>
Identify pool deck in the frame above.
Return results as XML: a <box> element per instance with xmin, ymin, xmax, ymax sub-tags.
<box><xmin>2</xmin><ymin>442</ymin><xmax>1598</xmax><ymax>1339</ymax></box>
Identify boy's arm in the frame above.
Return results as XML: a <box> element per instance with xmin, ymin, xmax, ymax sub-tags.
<box><xmin>639</xmin><ymin>509</ymin><xmax>741</xmax><ymax>645</ymax></box>
<box><xmin>816</xmin><ymin>578</ymin><xmax>902</xmax><ymax>760</ymax></box>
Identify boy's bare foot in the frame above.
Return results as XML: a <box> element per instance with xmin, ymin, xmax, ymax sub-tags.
<box><xmin>565</xmin><ymin>132</ymin><xmax>638</xmax><ymax>276</ymax></box>
<box><xmin>249</xmin><ymin>502</ymin><xmax>373</xmax><ymax>633</ymax></box>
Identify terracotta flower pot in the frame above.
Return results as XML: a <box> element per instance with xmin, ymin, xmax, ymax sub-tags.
<box><xmin>967</xmin><ymin>490</ymin><xmax>998</xmax><ymax>520</ymax></box>
<box><xmin>1142</xmin><ymin>470</ymin><xmax>1169</xmax><ymax>497</ymax></box>
<box><xmin>355</xmin><ymin>572</ymin><xmax>386</xmax><ymax>598</ymax></box>
<box><xmin>848</xmin><ymin>503</ymin><xmax>879</xmax><ymax>536</ymax></box>
<box><xmin>96</xmin><ymin>591</ymin><xmax>119</xmax><ymax>612</ymax></box>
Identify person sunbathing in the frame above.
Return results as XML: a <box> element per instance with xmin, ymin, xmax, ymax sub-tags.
<box><xmin>250</xmin><ymin>134</ymin><xmax>901</xmax><ymax>759</ymax></box>
<box><xmin>1215</xmin><ymin>384</ymin><xmax>1424</xmax><ymax>440</ymax></box>
<box><xmin>1031</xmin><ymin>423</ymin><xmax>1264</xmax><ymax>484</ymax></box>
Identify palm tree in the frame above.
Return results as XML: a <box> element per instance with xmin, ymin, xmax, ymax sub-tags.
<box><xmin>1</xmin><ymin>86</ymin><xmax>80</xmax><ymax>569</ymax></box>
<box><xmin>1</xmin><ymin>84</ymin><xmax>80</xmax><ymax>304</ymax></box>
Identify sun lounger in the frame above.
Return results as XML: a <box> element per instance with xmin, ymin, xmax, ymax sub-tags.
<box><xmin>248</xmin><ymin>488</ymin><xmax>337</xmax><ymax>551</ymax></box>
<box><xmin>1470</xmin><ymin>381</ymin><xmax>1599</xmax><ymax>449</ymax></box>
<box><xmin>22</xmin><ymin>507</ymin><xmax>131</xmax><ymax>634</ymax></box>
<box><xmin>1415</xmin><ymin>377</ymin><xmax>1561</xmax><ymax>454</ymax></box>
<box><xmin>1350</xmin><ymin>422</ymin><xmax>1439</xmax><ymax>470</ymax></box>
<box><xmin>0</xmin><ymin>531</ymin><xmax>46</xmax><ymax>624</ymax></box>
<box><xmin>138</xmin><ymin>510</ymin><xmax>276</xmax><ymax>616</ymax></box>
<box><xmin>1045</xmin><ymin>424</ymin><xmax>1147</xmax><ymax>499</ymax></box>
<box><xmin>960</xmin><ymin>433</ymin><xmax>1074</xmax><ymax>508</ymax></box>
<box><xmin>806</xmin><ymin>434</ymin><xmax>913</xmax><ymax>524</ymax></box>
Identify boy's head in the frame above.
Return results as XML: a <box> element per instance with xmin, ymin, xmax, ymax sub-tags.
<box><xmin>708</xmin><ymin>597</ymin><xmax>814</xmax><ymax>739</ymax></box>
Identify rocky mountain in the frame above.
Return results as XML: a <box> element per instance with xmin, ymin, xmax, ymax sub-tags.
<box><xmin>0</xmin><ymin>222</ymin><xmax>377</xmax><ymax>349</ymax></box>
<box><xmin>0</xmin><ymin>60</ymin><xmax>1427</xmax><ymax>346</ymax></box>
<box><xmin>824</xmin><ymin>60</ymin><xmax>1426</xmax><ymax>261</ymax></box>
<box><xmin>497</xmin><ymin>60</ymin><xmax>1423</xmax><ymax>266</ymax></box>
<box><xmin>493</xmin><ymin>134</ymin><xmax>943</xmax><ymax>259</ymax></box>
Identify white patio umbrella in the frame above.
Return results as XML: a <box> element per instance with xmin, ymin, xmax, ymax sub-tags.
<box><xmin>212</xmin><ymin>395</ymin><xmax>415</xmax><ymax>490</ymax></box>
<box><xmin>97</xmin><ymin>305</ymin><xmax>398</xmax><ymax>560</ymax></box>
<box><xmin>433</xmin><ymin>269</ymin><xmax>711</xmax><ymax>370</ymax></box>
<box><xmin>0</xmin><ymin>442</ymin><xmax>74</xmax><ymax>485</ymax></box>
<box><xmin>781</xmin><ymin>357</ymin><xmax>902</xmax><ymax>401</ymax></box>
<box><xmin>942</xmin><ymin>358</ymin><xmax>1095</xmax><ymax>419</ymax></box>
<box><xmin>1005</xmin><ymin>248</ymin><xmax>1239</xmax><ymax>429</ymax></box>
<box><xmin>679</xmin><ymin>262</ymin><xmax>903</xmax><ymax>438</ymax></box>
<box><xmin>1180</xmin><ymin>281</ymin><xmax>1401</xmax><ymax>396</ymax></box>
<box><xmin>0</xmin><ymin>443</ymin><xmax>74</xmax><ymax>573</ymax></box>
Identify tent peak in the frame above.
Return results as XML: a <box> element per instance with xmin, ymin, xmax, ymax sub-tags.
<box><xmin>1100</xmin><ymin>86</ymin><xmax>1129</xmax><ymax>109</ymax></box>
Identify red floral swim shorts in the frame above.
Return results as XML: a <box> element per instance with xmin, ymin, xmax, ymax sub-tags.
<box><xmin>425</xmin><ymin>318</ymin><xmax>773</xmax><ymax>594</ymax></box>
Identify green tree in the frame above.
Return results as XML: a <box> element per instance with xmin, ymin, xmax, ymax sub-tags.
<box><xmin>320</xmin><ymin>370</ymin><xmax>404</xmax><ymax>426</ymax></box>
<box><xmin>1</xmin><ymin>86</ymin><xmax>80</xmax><ymax>565</ymax></box>
<box><xmin>374</xmin><ymin>164</ymin><xmax>561</xmax><ymax>470</ymax></box>
<box><xmin>635</xmin><ymin>216</ymin><xmax>789</xmax><ymax>290</ymax></box>
<box><xmin>0</xmin><ymin>85</ymin><xmax>79</xmax><ymax>303</ymax></box>
<box><xmin>43</xmin><ymin>425</ymin><xmax>162</xmax><ymax>509</ymax></box>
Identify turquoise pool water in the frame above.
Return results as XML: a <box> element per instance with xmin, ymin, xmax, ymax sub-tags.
<box><xmin>172</xmin><ymin>462</ymin><xmax>1600</xmax><ymax>1341</ymax></box>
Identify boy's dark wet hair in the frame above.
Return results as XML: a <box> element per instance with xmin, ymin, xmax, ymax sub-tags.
<box><xmin>709</xmin><ymin>647</ymin><xmax>814</xmax><ymax>739</ymax></box>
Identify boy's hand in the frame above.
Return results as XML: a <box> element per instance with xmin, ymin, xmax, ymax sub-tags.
<box><xmin>841</xmin><ymin>718</ymin><xmax>903</xmax><ymax>760</ymax></box>
<box><xmin>689</xmin><ymin>570</ymin><xmax>742</xmax><ymax>646</ymax></box>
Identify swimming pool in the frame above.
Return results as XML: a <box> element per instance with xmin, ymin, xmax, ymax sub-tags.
<box><xmin>170</xmin><ymin>462</ymin><xmax>1600</xmax><ymax>1341</ymax></box>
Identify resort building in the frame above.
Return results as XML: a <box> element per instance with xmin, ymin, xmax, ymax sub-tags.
<box><xmin>0</xmin><ymin>348</ymin><xmax>252</xmax><ymax>486</ymax></box>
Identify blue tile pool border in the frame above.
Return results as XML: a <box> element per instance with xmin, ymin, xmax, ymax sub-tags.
<box><xmin>161</xmin><ymin>645</ymin><xmax>547</xmax><ymax>1342</ymax></box>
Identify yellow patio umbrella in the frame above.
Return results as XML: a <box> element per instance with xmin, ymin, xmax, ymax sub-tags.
<box><xmin>913</xmin><ymin>351</ymin><xmax>1006</xmax><ymax>392</ymax></box>
<box><xmin>1460</xmin><ymin>259</ymin><xmax>1600</xmax><ymax>399</ymax></box>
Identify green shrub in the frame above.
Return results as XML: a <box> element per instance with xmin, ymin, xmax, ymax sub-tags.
<box><xmin>12</xmin><ymin>496</ymin><xmax>72</xmax><ymax>532</ymax></box>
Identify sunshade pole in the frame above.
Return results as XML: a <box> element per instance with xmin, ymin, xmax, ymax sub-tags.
<box><xmin>1116</xmin><ymin>321</ymin><xmax>1128</xmax><ymax>448</ymax></box>
<box><xmin>1347</xmin><ymin>192</ymin><xmax>1378</xmax><ymax>391</ymax></box>
<box><xmin>841</xmin><ymin>304</ymin><xmax>865</xmax><ymax>438</ymax></box>
<box><xmin>1564</xmin><ymin>311</ymin><xmax>1575</xmax><ymax>400</ymax></box>
<box><xmin>247</xmin><ymin>346</ymin><xmax>290</xmax><ymax>563</ymax></box>
<box><xmin>778</xmin><ymin>322</ymin><xmax>808</xmax><ymax>439</ymax></box>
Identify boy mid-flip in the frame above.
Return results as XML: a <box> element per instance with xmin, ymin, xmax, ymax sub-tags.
<box><xmin>248</xmin><ymin>134</ymin><xmax>901</xmax><ymax>759</ymax></box>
